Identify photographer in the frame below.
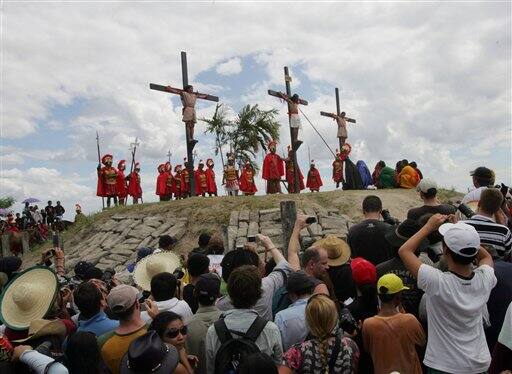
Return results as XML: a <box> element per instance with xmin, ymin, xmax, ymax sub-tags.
<box><xmin>347</xmin><ymin>195</ymin><xmax>395</xmax><ymax>266</ymax></box>
<box><xmin>407</xmin><ymin>178</ymin><xmax>456</xmax><ymax>221</ymax></box>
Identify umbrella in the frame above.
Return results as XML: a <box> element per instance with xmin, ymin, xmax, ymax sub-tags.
<box><xmin>21</xmin><ymin>197</ymin><xmax>41</xmax><ymax>204</ymax></box>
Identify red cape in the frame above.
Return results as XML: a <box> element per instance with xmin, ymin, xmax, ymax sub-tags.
<box><xmin>156</xmin><ymin>171</ymin><xmax>167</xmax><ymax>196</ymax></box>
<box><xmin>165</xmin><ymin>172</ymin><xmax>175</xmax><ymax>195</ymax></box>
<box><xmin>117</xmin><ymin>170</ymin><xmax>128</xmax><ymax>198</ymax></box>
<box><xmin>239</xmin><ymin>168</ymin><xmax>258</xmax><ymax>194</ymax></box>
<box><xmin>205</xmin><ymin>168</ymin><xmax>217</xmax><ymax>194</ymax></box>
<box><xmin>181</xmin><ymin>169</ymin><xmax>190</xmax><ymax>196</ymax></box>
<box><xmin>306</xmin><ymin>168</ymin><xmax>323</xmax><ymax>190</ymax></box>
<box><xmin>286</xmin><ymin>162</ymin><xmax>305</xmax><ymax>192</ymax></box>
<box><xmin>262</xmin><ymin>153</ymin><xmax>284</xmax><ymax>180</ymax></box>
<box><xmin>97</xmin><ymin>166</ymin><xmax>118</xmax><ymax>197</ymax></box>
<box><xmin>127</xmin><ymin>172</ymin><xmax>142</xmax><ymax>198</ymax></box>
<box><xmin>333</xmin><ymin>160</ymin><xmax>344</xmax><ymax>183</ymax></box>
<box><xmin>195</xmin><ymin>169</ymin><xmax>208</xmax><ymax>195</ymax></box>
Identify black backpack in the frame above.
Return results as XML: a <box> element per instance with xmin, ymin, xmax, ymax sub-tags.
<box><xmin>271</xmin><ymin>269</ymin><xmax>291</xmax><ymax>317</ymax></box>
<box><xmin>213</xmin><ymin>316</ymin><xmax>268</xmax><ymax>374</ymax></box>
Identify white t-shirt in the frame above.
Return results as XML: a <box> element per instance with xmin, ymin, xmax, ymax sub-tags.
<box><xmin>418</xmin><ymin>264</ymin><xmax>497</xmax><ymax>373</ymax></box>
<box><xmin>462</xmin><ymin>186</ymin><xmax>487</xmax><ymax>204</ymax></box>
<box><xmin>141</xmin><ymin>297</ymin><xmax>193</xmax><ymax>324</ymax></box>
<box><xmin>498</xmin><ymin>301</ymin><xmax>512</xmax><ymax>351</ymax></box>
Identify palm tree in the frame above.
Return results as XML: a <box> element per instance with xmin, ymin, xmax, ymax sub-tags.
<box><xmin>230</xmin><ymin>104</ymin><xmax>280</xmax><ymax>167</ymax></box>
<box><xmin>201</xmin><ymin>104</ymin><xmax>231</xmax><ymax>168</ymax></box>
<box><xmin>202</xmin><ymin>104</ymin><xmax>280</xmax><ymax>170</ymax></box>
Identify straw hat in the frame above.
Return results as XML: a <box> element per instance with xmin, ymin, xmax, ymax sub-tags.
<box><xmin>12</xmin><ymin>319</ymin><xmax>67</xmax><ymax>343</ymax></box>
<box><xmin>133</xmin><ymin>252</ymin><xmax>181</xmax><ymax>291</ymax></box>
<box><xmin>0</xmin><ymin>266</ymin><xmax>58</xmax><ymax>330</ymax></box>
<box><xmin>313</xmin><ymin>235</ymin><xmax>351</xmax><ymax>267</ymax></box>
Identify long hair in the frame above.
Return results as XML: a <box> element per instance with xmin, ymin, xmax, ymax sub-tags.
<box><xmin>65</xmin><ymin>332</ymin><xmax>101</xmax><ymax>374</ymax></box>
<box><xmin>306</xmin><ymin>294</ymin><xmax>339</xmax><ymax>374</ymax></box>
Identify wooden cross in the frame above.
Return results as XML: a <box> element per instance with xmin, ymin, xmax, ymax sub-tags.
<box><xmin>150</xmin><ymin>51</ymin><xmax>219</xmax><ymax>197</ymax></box>
<box><xmin>320</xmin><ymin>87</ymin><xmax>356</xmax><ymax>150</ymax></box>
<box><xmin>166</xmin><ymin>150</ymin><xmax>172</xmax><ymax>164</ymax></box>
<box><xmin>267</xmin><ymin>67</ymin><xmax>308</xmax><ymax>194</ymax></box>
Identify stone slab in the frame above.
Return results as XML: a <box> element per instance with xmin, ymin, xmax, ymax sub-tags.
<box><xmin>229</xmin><ymin>211</ymin><xmax>239</xmax><ymax>227</ymax></box>
<box><xmin>238</xmin><ymin>210</ymin><xmax>250</xmax><ymax>222</ymax></box>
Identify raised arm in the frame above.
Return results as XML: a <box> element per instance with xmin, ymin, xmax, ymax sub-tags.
<box><xmin>476</xmin><ymin>246</ymin><xmax>494</xmax><ymax>268</ymax></box>
<box><xmin>257</xmin><ymin>234</ymin><xmax>285</xmax><ymax>264</ymax></box>
<box><xmin>287</xmin><ymin>215</ymin><xmax>308</xmax><ymax>271</ymax></box>
<box><xmin>399</xmin><ymin>214</ymin><xmax>448</xmax><ymax>278</ymax></box>
<box><xmin>165</xmin><ymin>85</ymin><xmax>183</xmax><ymax>95</ymax></box>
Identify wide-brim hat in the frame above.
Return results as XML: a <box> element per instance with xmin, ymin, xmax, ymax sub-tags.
<box><xmin>0</xmin><ymin>266</ymin><xmax>58</xmax><ymax>330</ymax></box>
<box><xmin>313</xmin><ymin>235</ymin><xmax>351</xmax><ymax>267</ymax></box>
<box><xmin>133</xmin><ymin>252</ymin><xmax>181</xmax><ymax>291</ymax></box>
<box><xmin>385</xmin><ymin>219</ymin><xmax>429</xmax><ymax>251</ymax></box>
<box><xmin>12</xmin><ymin>319</ymin><xmax>67</xmax><ymax>343</ymax></box>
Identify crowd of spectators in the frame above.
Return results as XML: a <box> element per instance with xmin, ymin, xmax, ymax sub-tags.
<box><xmin>0</xmin><ymin>166</ymin><xmax>511</xmax><ymax>373</ymax></box>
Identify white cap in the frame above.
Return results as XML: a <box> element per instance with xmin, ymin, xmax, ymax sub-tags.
<box><xmin>417</xmin><ymin>178</ymin><xmax>437</xmax><ymax>193</ymax></box>
<box><xmin>439</xmin><ymin>222</ymin><xmax>480</xmax><ymax>257</ymax></box>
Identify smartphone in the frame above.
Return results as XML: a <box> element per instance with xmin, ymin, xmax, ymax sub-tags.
<box><xmin>306</xmin><ymin>216</ymin><xmax>317</xmax><ymax>224</ymax></box>
<box><xmin>247</xmin><ymin>236</ymin><xmax>256</xmax><ymax>243</ymax></box>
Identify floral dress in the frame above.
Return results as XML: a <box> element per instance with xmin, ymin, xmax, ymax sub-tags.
<box><xmin>281</xmin><ymin>332</ymin><xmax>359</xmax><ymax>374</ymax></box>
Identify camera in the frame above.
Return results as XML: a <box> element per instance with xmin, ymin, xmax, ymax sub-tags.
<box><xmin>247</xmin><ymin>236</ymin><xmax>257</xmax><ymax>243</ymax></box>
<box><xmin>101</xmin><ymin>267</ymin><xmax>116</xmax><ymax>288</ymax></box>
<box><xmin>381</xmin><ymin>209</ymin><xmax>400</xmax><ymax>225</ymax></box>
<box><xmin>172</xmin><ymin>267</ymin><xmax>185</xmax><ymax>280</ymax></box>
<box><xmin>454</xmin><ymin>203</ymin><xmax>475</xmax><ymax>219</ymax></box>
<box><xmin>339</xmin><ymin>306</ymin><xmax>359</xmax><ymax>335</ymax></box>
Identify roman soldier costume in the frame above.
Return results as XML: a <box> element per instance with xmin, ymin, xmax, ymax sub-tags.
<box><xmin>97</xmin><ymin>154</ymin><xmax>119</xmax><ymax>207</ymax></box>
<box><xmin>223</xmin><ymin>154</ymin><xmax>240</xmax><ymax>196</ymax></box>
<box><xmin>117</xmin><ymin>160</ymin><xmax>128</xmax><ymax>205</ymax></box>
<box><xmin>173</xmin><ymin>165</ymin><xmax>183</xmax><ymax>199</ymax></box>
<box><xmin>156</xmin><ymin>164</ymin><xmax>167</xmax><ymax>201</ymax></box>
<box><xmin>181</xmin><ymin>158</ymin><xmax>191</xmax><ymax>198</ymax></box>
<box><xmin>205</xmin><ymin>158</ymin><xmax>217</xmax><ymax>196</ymax></box>
<box><xmin>164</xmin><ymin>162</ymin><xmax>174</xmax><ymax>200</ymax></box>
<box><xmin>127</xmin><ymin>162</ymin><xmax>143</xmax><ymax>204</ymax></box>
<box><xmin>306</xmin><ymin>160</ymin><xmax>323</xmax><ymax>192</ymax></box>
<box><xmin>239</xmin><ymin>161</ymin><xmax>258</xmax><ymax>195</ymax></box>
<box><xmin>195</xmin><ymin>160</ymin><xmax>208</xmax><ymax>196</ymax></box>
<box><xmin>262</xmin><ymin>140</ymin><xmax>284</xmax><ymax>194</ymax></box>
<box><xmin>285</xmin><ymin>145</ymin><xmax>305</xmax><ymax>194</ymax></box>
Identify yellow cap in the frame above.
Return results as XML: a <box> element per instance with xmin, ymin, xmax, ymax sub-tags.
<box><xmin>377</xmin><ymin>274</ymin><xmax>410</xmax><ymax>295</ymax></box>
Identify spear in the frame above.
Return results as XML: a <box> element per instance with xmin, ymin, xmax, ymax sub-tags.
<box><xmin>96</xmin><ymin>132</ymin><xmax>105</xmax><ymax>210</ymax></box>
<box><xmin>128</xmin><ymin>137</ymin><xmax>140</xmax><ymax>176</ymax></box>
<box><xmin>167</xmin><ymin>150</ymin><xmax>172</xmax><ymax>164</ymax></box>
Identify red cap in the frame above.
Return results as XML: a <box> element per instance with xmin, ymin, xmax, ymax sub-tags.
<box><xmin>350</xmin><ymin>257</ymin><xmax>377</xmax><ymax>285</ymax></box>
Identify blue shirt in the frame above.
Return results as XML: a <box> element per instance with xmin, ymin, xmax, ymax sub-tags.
<box><xmin>77</xmin><ymin>311</ymin><xmax>119</xmax><ymax>336</ymax></box>
<box><xmin>274</xmin><ymin>297</ymin><xmax>308</xmax><ymax>351</ymax></box>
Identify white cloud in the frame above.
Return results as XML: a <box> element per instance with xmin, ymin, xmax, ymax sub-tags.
<box><xmin>216</xmin><ymin>57</ymin><xmax>243</xmax><ymax>76</ymax></box>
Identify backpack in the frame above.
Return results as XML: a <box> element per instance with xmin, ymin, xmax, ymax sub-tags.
<box><xmin>213</xmin><ymin>316</ymin><xmax>268</xmax><ymax>374</ymax></box>
<box><xmin>271</xmin><ymin>269</ymin><xmax>291</xmax><ymax>317</ymax></box>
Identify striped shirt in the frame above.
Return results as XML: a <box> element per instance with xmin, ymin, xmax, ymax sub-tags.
<box><xmin>464</xmin><ymin>214</ymin><xmax>512</xmax><ymax>256</ymax></box>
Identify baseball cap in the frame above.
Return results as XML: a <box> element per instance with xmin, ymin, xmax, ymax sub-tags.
<box><xmin>350</xmin><ymin>258</ymin><xmax>377</xmax><ymax>286</ymax></box>
<box><xmin>439</xmin><ymin>222</ymin><xmax>480</xmax><ymax>257</ymax></box>
<box><xmin>470</xmin><ymin>166</ymin><xmax>493</xmax><ymax>179</ymax></box>
<box><xmin>417</xmin><ymin>178</ymin><xmax>437</xmax><ymax>193</ymax></box>
<box><xmin>377</xmin><ymin>274</ymin><xmax>409</xmax><ymax>295</ymax></box>
<box><xmin>286</xmin><ymin>271</ymin><xmax>316</xmax><ymax>294</ymax></box>
<box><xmin>107</xmin><ymin>284</ymin><xmax>138</xmax><ymax>313</ymax></box>
<box><xmin>195</xmin><ymin>273</ymin><xmax>221</xmax><ymax>303</ymax></box>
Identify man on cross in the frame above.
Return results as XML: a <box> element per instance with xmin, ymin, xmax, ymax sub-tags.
<box><xmin>165</xmin><ymin>85</ymin><xmax>209</xmax><ymax>145</ymax></box>
<box><xmin>277</xmin><ymin>93</ymin><xmax>303</xmax><ymax>149</ymax></box>
<box><xmin>320</xmin><ymin>88</ymin><xmax>356</xmax><ymax>150</ymax></box>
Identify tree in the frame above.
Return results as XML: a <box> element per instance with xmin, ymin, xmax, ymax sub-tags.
<box><xmin>202</xmin><ymin>104</ymin><xmax>280</xmax><ymax>170</ymax></box>
<box><xmin>202</xmin><ymin>104</ymin><xmax>231</xmax><ymax>168</ymax></box>
<box><xmin>0</xmin><ymin>196</ymin><xmax>15</xmax><ymax>209</ymax></box>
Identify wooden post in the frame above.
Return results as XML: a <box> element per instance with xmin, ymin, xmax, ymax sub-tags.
<box><xmin>284</xmin><ymin>67</ymin><xmax>301</xmax><ymax>194</ymax></box>
<box><xmin>21</xmin><ymin>232</ymin><xmax>30</xmax><ymax>254</ymax></box>
<box><xmin>181</xmin><ymin>51</ymin><xmax>196</xmax><ymax>197</ymax></box>
<box><xmin>280</xmin><ymin>200</ymin><xmax>297</xmax><ymax>258</ymax></box>
<box><xmin>1</xmin><ymin>235</ymin><xmax>10</xmax><ymax>258</ymax></box>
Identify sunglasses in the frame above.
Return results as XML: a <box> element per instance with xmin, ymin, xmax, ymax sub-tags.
<box><xmin>165</xmin><ymin>326</ymin><xmax>188</xmax><ymax>339</ymax></box>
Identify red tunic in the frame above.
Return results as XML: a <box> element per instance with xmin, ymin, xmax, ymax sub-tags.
<box><xmin>239</xmin><ymin>167</ymin><xmax>258</xmax><ymax>194</ymax></box>
<box><xmin>156</xmin><ymin>171</ymin><xmax>167</xmax><ymax>196</ymax></box>
<box><xmin>262</xmin><ymin>153</ymin><xmax>284</xmax><ymax>181</ymax></box>
<box><xmin>205</xmin><ymin>167</ymin><xmax>217</xmax><ymax>194</ymax></box>
<box><xmin>285</xmin><ymin>160</ymin><xmax>305</xmax><ymax>193</ymax></box>
<box><xmin>195</xmin><ymin>169</ymin><xmax>208</xmax><ymax>195</ymax></box>
<box><xmin>117</xmin><ymin>170</ymin><xmax>128</xmax><ymax>198</ymax></box>
<box><xmin>97</xmin><ymin>167</ymin><xmax>118</xmax><ymax>197</ymax></box>
<box><xmin>306</xmin><ymin>168</ymin><xmax>323</xmax><ymax>191</ymax></box>
<box><xmin>173</xmin><ymin>172</ymin><xmax>182</xmax><ymax>196</ymax></box>
<box><xmin>333</xmin><ymin>160</ymin><xmax>344</xmax><ymax>183</ymax></box>
<box><xmin>127</xmin><ymin>172</ymin><xmax>142</xmax><ymax>198</ymax></box>
<box><xmin>181</xmin><ymin>169</ymin><xmax>190</xmax><ymax>196</ymax></box>
<box><xmin>166</xmin><ymin>172</ymin><xmax>175</xmax><ymax>195</ymax></box>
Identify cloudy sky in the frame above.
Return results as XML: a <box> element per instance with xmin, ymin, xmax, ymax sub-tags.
<box><xmin>1</xmin><ymin>2</ymin><xmax>510</xmax><ymax>219</ymax></box>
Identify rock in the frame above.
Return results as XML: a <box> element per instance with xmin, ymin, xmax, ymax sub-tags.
<box><xmin>88</xmin><ymin>232</ymin><xmax>109</xmax><ymax>247</ymax></box>
<box><xmin>100</xmin><ymin>219</ymin><xmax>118</xmax><ymax>232</ymax></box>
<box><xmin>65</xmin><ymin>258</ymin><xmax>80</xmax><ymax>273</ymax></box>
<box><xmin>101</xmin><ymin>234</ymin><xmax>124</xmax><ymax>250</ymax></box>
<box><xmin>260</xmin><ymin>208</ymin><xmax>280</xmax><ymax>215</ymax></box>
<box><xmin>227</xmin><ymin>226</ymin><xmax>238</xmax><ymax>252</ymax></box>
<box><xmin>303</xmin><ymin>207</ymin><xmax>316</xmax><ymax>216</ymax></box>
<box><xmin>237</xmin><ymin>226</ymin><xmax>248</xmax><ymax>238</ymax></box>
<box><xmin>247</xmin><ymin>222</ymin><xmax>259</xmax><ymax>236</ymax></box>
<box><xmin>300</xmin><ymin>228</ymin><xmax>310</xmax><ymax>238</ymax></box>
<box><xmin>235</xmin><ymin>237</ymin><xmax>247</xmax><ymax>249</ymax></box>
<box><xmin>302</xmin><ymin>237</ymin><xmax>316</xmax><ymax>248</ymax></box>
<box><xmin>82</xmin><ymin>251</ymin><xmax>107</xmax><ymax>265</ymax></box>
<box><xmin>165</xmin><ymin>222</ymin><xmax>187</xmax><ymax>240</ymax></box>
<box><xmin>112</xmin><ymin>214</ymin><xmax>128</xmax><ymax>221</ymax></box>
<box><xmin>319</xmin><ymin>216</ymin><xmax>347</xmax><ymax>230</ymax></box>
<box><xmin>107</xmin><ymin>253</ymin><xmax>130</xmax><ymax>263</ymax></box>
<box><xmin>260</xmin><ymin>220</ymin><xmax>278</xmax><ymax>229</ymax></box>
<box><xmin>238</xmin><ymin>210</ymin><xmax>250</xmax><ymax>222</ymax></box>
<box><xmin>128</xmin><ymin>225</ymin><xmax>155</xmax><ymax>239</ymax></box>
<box><xmin>111</xmin><ymin>244</ymin><xmax>136</xmax><ymax>255</ymax></box>
<box><xmin>123</xmin><ymin>237</ymin><xmax>142</xmax><ymax>245</ymax></box>
<box><xmin>151</xmin><ymin>222</ymin><xmax>174</xmax><ymax>238</ymax></box>
<box><xmin>115</xmin><ymin>264</ymin><xmax>127</xmax><ymax>274</ymax></box>
<box><xmin>307</xmin><ymin>223</ymin><xmax>322</xmax><ymax>236</ymax></box>
<box><xmin>138</xmin><ymin>236</ymin><xmax>153</xmax><ymax>248</ymax></box>
<box><xmin>249</xmin><ymin>210</ymin><xmax>259</xmax><ymax>223</ymax></box>
<box><xmin>268</xmin><ymin>235</ymin><xmax>283</xmax><ymax>246</ymax></box>
<box><xmin>260</xmin><ymin>211</ymin><xmax>280</xmax><ymax>222</ymax></box>
<box><xmin>116</xmin><ymin>269</ymin><xmax>132</xmax><ymax>284</ymax></box>
<box><xmin>261</xmin><ymin>228</ymin><xmax>282</xmax><ymax>237</ymax></box>
<box><xmin>229</xmin><ymin>211</ymin><xmax>239</xmax><ymax>227</ymax></box>
<box><xmin>143</xmin><ymin>216</ymin><xmax>163</xmax><ymax>228</ymax></box>
<box><xmin>113</xmin><ymin>219</ymin><xmax>134</xmax><ymax>233</ymax></box>
<box><xmin>328</xmin><ymin>209</ymin><xmax>340</xmax><ymax>216</ymax></box>
<box><xmin>321</xmin><ymin>228</ymin><xmax>348</xmax><ymax>239</ymax></box>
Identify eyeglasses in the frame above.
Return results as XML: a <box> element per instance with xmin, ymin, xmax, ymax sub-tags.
<box><xmin>164</xmin><ymin>326</ymin><xmax>188</xmax><ymax>339</ymax></box>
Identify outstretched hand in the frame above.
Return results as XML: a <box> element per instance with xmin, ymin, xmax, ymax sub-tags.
<box><xmin>294</xmin><ymin>215</ymin><xmax>308</xmax><ymax>232</ymax></box>
<box><xmin>424</xmin><ymin>214</ymin><xmax>449</xmax><ymax>233</ymax></box>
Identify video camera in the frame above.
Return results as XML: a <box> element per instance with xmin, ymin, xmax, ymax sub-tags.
<box><xmin>381</xmin><ymin>209</ymin><xmax>400</xmax><ymax>225</ymax></box>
